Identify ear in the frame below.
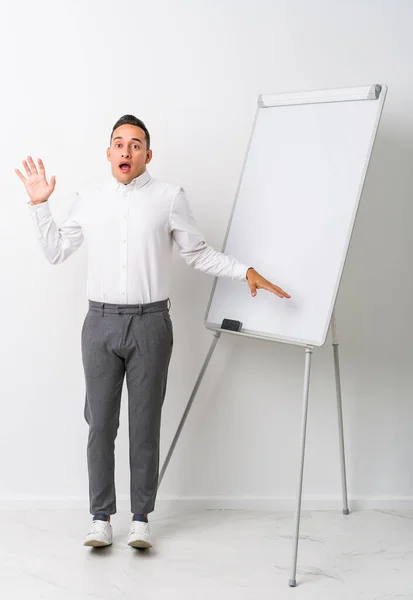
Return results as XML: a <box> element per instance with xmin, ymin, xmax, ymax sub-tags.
<box><xmin>146</xmin><ymin>149</ymin><xmax>153</xmax><ymax>165</ymax></box>
<box><xmin>106</xmin><ymin>147</ymin><xmax>111</xmax><ymax>162</ymax></box>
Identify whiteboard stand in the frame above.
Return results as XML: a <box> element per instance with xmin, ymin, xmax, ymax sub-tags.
<box><xmin>158</xmin><ymin>308</ymin><xmax>349</xmax><ymax>588</ymax></box>
<box><xmin>159</xmin><ymin>84</ymin><xmax>386</xmax><ymax>587</ymax></box>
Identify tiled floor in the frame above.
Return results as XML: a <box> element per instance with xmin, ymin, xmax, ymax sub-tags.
<box><xmin>0</xmin><ymin>508</ymin><xmax>412</xmax><ymax>599</ymax></box>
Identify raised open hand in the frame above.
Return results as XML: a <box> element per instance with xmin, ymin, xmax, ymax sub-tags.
<box><xmin>16</xmin><ymin>156</ymin><xmax>56</xmax><ymax>205</ymax></box>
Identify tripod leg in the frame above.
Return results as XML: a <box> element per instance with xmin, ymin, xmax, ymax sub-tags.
<box><xmin>331</xmin><ymin>312</ymin><xmax>349</xmax><ymax>515</ymax></box>
<box><xmin>289</xmin><ymin>345</ymin><xmax>313</xmax><ymax>588</ymax></box>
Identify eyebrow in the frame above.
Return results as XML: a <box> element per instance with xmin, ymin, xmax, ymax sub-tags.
<box><xmin>113</xmin><ymin>136</ymin><xmax>143</xmax><ymax>144</ymax></box>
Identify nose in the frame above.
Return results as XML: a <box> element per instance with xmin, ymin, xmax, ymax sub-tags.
<box><xmin>122</xmin><ymin>150</ymin><xmax>131</xmax><ymax>158</ymax></box>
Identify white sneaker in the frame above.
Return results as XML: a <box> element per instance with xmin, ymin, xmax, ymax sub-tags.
<box><xmin>127</xmin><ymin>520</ymin><xmax>152</xmax><ymax>548</ymax></box>
<box><xmin>83</xmin><ymin>519</ymin><xmax>113</xmax><ymax>547</ymax></box>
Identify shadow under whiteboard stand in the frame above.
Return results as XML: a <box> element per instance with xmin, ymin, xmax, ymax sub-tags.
<box><xmin>158</xmin><ymin>84</ymin><xmax>387</xmax><ymax>588</ymax></box>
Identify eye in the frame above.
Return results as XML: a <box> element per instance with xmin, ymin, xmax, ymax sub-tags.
<box><xmin>115</xmin><ymin>143</ymin><xmax>121</xmax><ymax>148</ymax></box>
<box><xmin>132</xmin><ymin>145</ymin><xmax>140</xmax><ymax>149</ymax></box>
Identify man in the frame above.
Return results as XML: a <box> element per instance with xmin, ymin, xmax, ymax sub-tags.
<box><xmin>16</xmin><ymin>115</ymin><xmax>290</xmax><ymax>550</ymax></box>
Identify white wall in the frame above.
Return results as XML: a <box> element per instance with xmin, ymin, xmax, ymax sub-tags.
<box><xmin>1</xmin><ymin>0</ymin><xmax>412</xmax><ymax>512</ymax></box>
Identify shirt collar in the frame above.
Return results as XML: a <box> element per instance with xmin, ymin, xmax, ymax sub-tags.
<box><xmin>110</xmin><ymin>169</ymin><xmax>151</xmax><ymax>191</ymax></box>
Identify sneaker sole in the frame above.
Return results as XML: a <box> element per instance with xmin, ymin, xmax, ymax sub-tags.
<box><xmin>127</xmin><ymin>539</ymin><xmax>152</xmax><ymax>549</ymax></box>
<box><xmin>83</xmin><ymin>539</ymin><xmax>112</xmax><ymax>547</ymax></box>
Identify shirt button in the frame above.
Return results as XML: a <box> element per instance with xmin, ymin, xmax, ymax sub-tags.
<box><xmin>123</xmin><ymin>240</ymin><xmax>126</xmax><ymax>244</ymax></box>
<box><xmin>123</xmin><ymin>264</ymin><xmax>126</xmax><ymax>268</ymax></box>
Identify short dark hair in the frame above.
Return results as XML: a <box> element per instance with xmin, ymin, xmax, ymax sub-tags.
<box><xmin>111</xmin><ymin>114</ymin><xmax>150</xmax><ymax>149</ymax></box>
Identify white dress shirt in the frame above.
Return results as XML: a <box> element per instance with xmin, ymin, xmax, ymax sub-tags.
<box><xmin>28</xmin><ymin>170</ymin><xmax>250</xmax><ymax>304</ymax></box>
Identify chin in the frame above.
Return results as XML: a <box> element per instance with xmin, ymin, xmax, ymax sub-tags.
<box><xmin>114</xmin><ymin>170</ymin><xmax>134</xmax><ymax>184</ymax></box>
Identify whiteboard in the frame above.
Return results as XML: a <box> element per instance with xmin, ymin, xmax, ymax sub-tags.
<box><xmin>205</xmin><ymin>85</ymin><xmax>387</xmax><ymax>347</ymax></box>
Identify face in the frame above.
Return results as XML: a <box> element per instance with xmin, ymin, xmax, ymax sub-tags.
<box><xmin>107</xmin><ymin>124</ymin><xmax>152</xmax><ymax>184</ymax></box>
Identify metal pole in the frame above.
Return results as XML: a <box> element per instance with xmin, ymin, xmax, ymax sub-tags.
<box><xmin>158</xmin><ymin>331</ymin><xmax>222</xmax><ymax>488</ymax></box>
<box><xmin>331</xmin><ymin>312</ymin><xmax>350</xmax><ymax>515</ymax></box>
<box><xmin>289</xmin><ymin>345</ymin><xmax>313</xmax><ymax>588</ymax></box>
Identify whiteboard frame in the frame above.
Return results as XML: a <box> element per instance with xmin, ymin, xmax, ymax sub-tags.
<box><xmin>204</xmin><ymin>84</ymin><xmax>388</xmax><ymax>347</ymax></box>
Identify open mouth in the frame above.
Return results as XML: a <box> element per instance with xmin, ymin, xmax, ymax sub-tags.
<box><xmin>119</xmin><ymin>162</ymin><xmax>131</xmax><ymax>173</ymax></box>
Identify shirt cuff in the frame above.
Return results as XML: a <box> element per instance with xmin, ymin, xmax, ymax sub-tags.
<box><xmin>234</xmin><ymin>263</ymin><xmax>253</xmax><ymax>281</ymax></box>
<box><xmin>28</xmin><ymin>201</ymin><xmax>51</xmax><ymax>217</ymax></box>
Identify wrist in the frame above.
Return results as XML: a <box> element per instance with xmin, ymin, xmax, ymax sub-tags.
<box><xmin>246</xmin><ymin>267</ymin><xmax>255</xmax><ymax>281</ymax></box>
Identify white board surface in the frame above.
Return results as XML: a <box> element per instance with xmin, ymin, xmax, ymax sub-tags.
<box><xmin>205</xmin><ymin>85</ymin><xmax>387</xmax><ymax>346</ymax></box>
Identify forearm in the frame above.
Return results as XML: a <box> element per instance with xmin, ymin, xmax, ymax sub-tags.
<box><xmin>29</xmin><ymin>201</ymin><xmax>83</xmax><ymax>264</ymax></box>
<box><xmin>180</xmin><ymin>239</ymin><xmax>250</xmax><ymax>280</ymax></box>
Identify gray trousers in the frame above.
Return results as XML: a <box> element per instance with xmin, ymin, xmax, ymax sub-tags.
<box><xmin>81</xmin><ymin>299</ymin><xmax>173</xmax><ymax>516</ymax></box>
